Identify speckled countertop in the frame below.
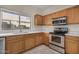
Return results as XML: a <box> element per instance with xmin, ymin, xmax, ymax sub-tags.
<box><xmin>0</xmin><ymin>31</ymin><xmax>79</xmax><ymax>37</ymax></box>
<box><xmin>65</xmin><ymin>32</ymin><xmax>79</xmax><ymax>37</ymax></box>
<box><xmin>0</xmin><ymin>31</ymin><xmax>49</xmax><ymax>37</ymax></box>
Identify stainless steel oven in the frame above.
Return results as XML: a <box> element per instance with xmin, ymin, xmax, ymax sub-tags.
<box><xmin>49</xmin><ymin>34</ymin><xmax>65</xmax><ymax>53</ymax></box>
<box><xmin>49</xmin><ymin>34</ymin><xmax>64</xmax><ymax>48</ymax></box>
<box><xmin>49</xmin><ymin>26</ymin><xmax>68</xmax><ymax>53</ymax></box>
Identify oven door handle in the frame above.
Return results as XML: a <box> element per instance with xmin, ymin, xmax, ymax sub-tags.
<box><xmin>52</xmin><ymin>35</ymin><xmax>63</xmax><ymax>38</ymax></box>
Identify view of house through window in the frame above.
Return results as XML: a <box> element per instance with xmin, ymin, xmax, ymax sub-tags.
<box><xmin>2</xmin><ymin>10</ymin><xmax>31</xmax><ymax>30</ymax></box>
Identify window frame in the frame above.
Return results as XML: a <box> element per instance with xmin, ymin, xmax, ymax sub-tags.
<box><xmin>1</xmin><ymin>8</ymin><xmax>31</xmax><ymax>30</ymax></box>
<box><xmin>19</xmin><ymin>15</ymin><xmax>31</xmax><ymax>29</ymax></box>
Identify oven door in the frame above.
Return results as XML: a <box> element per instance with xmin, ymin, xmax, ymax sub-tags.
<box><xmin>49</xmin><ymin>35</ymin><xmax>64</xmax><ymax>47</ymax></box>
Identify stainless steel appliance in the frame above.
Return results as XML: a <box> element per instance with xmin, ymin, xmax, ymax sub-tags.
<box><xmin>52</xmin><ymin>16</ymin><xmax>67</xmax><ymax>26</ymax></box>
<box><xmin>49</xmin><ymin>27</ymin><xmax>68</xmax><ymax>53</ymax></box>
<box><xmin>0</xmin><ymin>37</ymin><xmax>5</xmax><ymax>54</ymax></box>
<box><xmin>49</xmin><ymin>16</ymin><xmax>68</xmax><ymax>53</ymax></box>
<box><xmin>49</xmin><ymin>34</ymin><xmax>64</xmax><ymax>48</ymax></box>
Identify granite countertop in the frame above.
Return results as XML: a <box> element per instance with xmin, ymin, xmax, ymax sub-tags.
<box><xmin>0</xmin><ymin>31</ymin><xmax>50</xmax><ymax>37</ymax></box>
<box><xmin>0</xmin><ymin>31</ymin><xmax>45</xmax><ymax>37</ymax></box>
<box><xmin>65</xmin><ymin>32</ymin><xmax>79</xmax><ymax>37</ymax></box>
<box><xmin>0</xmin><ymin>31</ymin><xmax>79</xmax><ymax>37</ymax></box>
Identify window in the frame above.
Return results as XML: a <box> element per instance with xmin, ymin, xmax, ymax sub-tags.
<box><xmin>2</xmin><ymin>10</ymin><xmax>31</xmax><ymax>30</ymax></box>
<box><xmin>20</xmin><ymin>16</ymin><xmax>31</xmax><ymax>29</ymax></box>
<box><xmin>2</xmin><ymin>11</ymin><xmax>19</xmax><ymax>30</ymax></box>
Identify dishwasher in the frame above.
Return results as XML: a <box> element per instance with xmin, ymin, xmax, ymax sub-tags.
<box><xmin>0</xmin><ymin>37</ymin><xmax>5</xmax><ymax>54</ymax></box>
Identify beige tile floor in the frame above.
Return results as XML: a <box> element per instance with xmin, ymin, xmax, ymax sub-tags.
<box><xmin>23</xmin><ymin>45</ymin><xmax>60</xmax><ymax>54</ymax></box>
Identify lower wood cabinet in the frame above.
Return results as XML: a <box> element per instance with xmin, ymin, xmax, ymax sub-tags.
<box><xmin>24</xmin><ymin>34</ymin><xmax>36</xmax><ymax>50</ymax></box>
<box><xmin>42</xmin><ymin>33</ymin><xmax>49</xmax><ymax>45</ymax></box>
<box><xmin>65</xmin><ymin>35</ymin><xmax>79</xmax><ymax>54</ymax></box>
<box><xmin>5</xmin><ymin>36</ymin><xmax>25</xmax><ymax>54</ymax></box>
<box><xmin>35</xmin><ymin>33</ymin><xmax>43</xmax><ymax>46</ymax></box>
<box><xmin>5</xmin><ymin>33</ymin><xmax>49</xmax><ymax>54</ymax></box>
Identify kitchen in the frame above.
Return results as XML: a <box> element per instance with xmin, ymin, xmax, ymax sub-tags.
<box><xmin>0</xmin><ymin>5</ymin><xmax>79</xmax><ymax>54</ymax></box>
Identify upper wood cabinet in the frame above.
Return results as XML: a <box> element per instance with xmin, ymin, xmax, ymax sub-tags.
<box><xmin>66</xmin><ymin>6</ymin><xmax>79</xmax><ymax>24</ymax></box>
<box><xmin>43</xmin><ymin>15</ymin><xmax>48</xmax><ymax>25</ymax></box>
<box><xmin>43</xmin><ymin>6</ymin><xmax>79</xmax><ymax>25</ymax></box>
<box><xmin>43</xmin><ymin>14</ymin><xmax>52</xmax><ymax>26</ymax></box>
<box><xmin>65</xmin><ymin>35</ymin><xmax>79</xmax><ymax>54</ymax></box>
<box><xmin>34</xmin><ymin>14</ymin><xmax>43</xmax><ymax>26</ymax></box>
<box><xmin>55</xmin><ymin>10</ymin><xmax>66</xmax><ymax>18</ymax></box>
<box><xmin>43</xmin><ymin>8</ymin><xmax>67</xmax><ymax>26</ymax></box>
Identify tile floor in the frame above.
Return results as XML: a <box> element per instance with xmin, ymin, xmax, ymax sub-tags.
<box><xmin>23</xmin><ymin>45</ymin><xmax>60</xmax><ymax>54</ymax></box>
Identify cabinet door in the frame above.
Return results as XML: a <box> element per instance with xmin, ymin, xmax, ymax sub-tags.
<box><xmin>67</xmin><ymin>6</ymin><xmax>79</xmax><ymax>24</ymax></box>
<box><xmin>65</xmin><ymin>39</ymin><xmax>79</xmax><ymax>54</ymax></box>
<box><xmin>29</xmin><ymin>37</ymin><xmax>35</xmax><ymax>48</ymax></box>
<box><xmin>25</xmin><ymin>38</ymin><xmax>31</xmax><ymax>50</ymax></box>
<box><xmin>34</xmin><ymin>15</ymin><xmax>43</xmax><ymax>25</ymax></box>
<box><xmin>57</xmin><ymin>11</ymin><xmax>66</xmax><ymax>18</ymax></box>
<box><xmin>42</xmin><ymin>33</ymin><xmax>49</xmax><ymax>45</ymax></box>
<box><xmin>35</xmin><ymin>34</ymin><xmax>42</xmax><ymax>46</ymax></box>
<box><xmin>43</xmin><ymin>15</ymin><xmax>47</xmax><ymax>25</ymax></box>
<box><xmin>43</xmin><ymin>15</ymin><xmax>52</xmax><ymax>26</ymax></box>
<box><xmin>5</xmin><ymin>40</ymin><xmax>24</xmax><ymax>54</ymax></box>
<box><xmin>24</xmin><ymin>35</ymin><xmax>35</xmax><ymax>50</ymax></box>
<box><xmin>65</xmin><ymin>36</ymin><xmax>79</xmax><ymax>54</ymax></box>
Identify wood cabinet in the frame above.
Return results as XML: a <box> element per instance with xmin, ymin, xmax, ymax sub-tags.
<box><xmin>43</xmin><ymin>9</ymin><xmax>67</xmax><ymax>26</ymax></box>
<box><xmin>35</xmin><ymin>33</ymin><xmax>43</xmax><ymax>46</ymax></box>
<box><xmin>55</xmin><ymin>11</ymin><xmax>66</xmax><ymax>18</ymax></box>
<box><xmin>66</xmin><ymin>6</ymin><xmax>79</xmax><ymax>24</ymax></box>
<box><xmin>24</xmin><ymin>34</ymin><xmax>35</xmax><ymax>50</ymax></box>
<box><xmin>5</xmin><ymin>32</ymin><xmax>49</xmax><ymax>54</ymax></box>
<box><xmin>43</xmin><ymin>6</ymin><xmax>79</xmax><ymax>25</ymax></box>
<box><xmin>65</xmin><ymin>35</ymin><xmax>79</xmax><ymax>54</ymax></box>
<box><xmin>34</xmin><ymin>14</ymin><xmax>43</xmax><ymax>26</ymax></box>
<box><xmin>5</xmin><ymin>35</ymin><xmax>25</xmax><ymax>54</ymax></box>
<box><xmin>42</xmin><ymin>33</ymin><xmax>49</xmax><ymax>45</ymax></box>
<box><xmin>43</xmin><ymin>15</ymin><xmax>52</xmax><ymax>26</ymax></box>
<box><xmin>42</xmin><ymin>15</ymin><xmax>48</xmax><ymax>25</ymax></box>
<box><xmin>34</xmin><ymin>6</ymin><xmax>79</xmax><ymax>26</ymax></box>
<box><xmin>34</xmin><ymin>33</ymin><xmax>49</xmax><ymax>46</ymax></box>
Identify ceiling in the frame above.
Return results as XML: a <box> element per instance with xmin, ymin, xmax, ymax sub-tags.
<box><xmin>31</xmin><ymin>5</ymin><xmax>53</xmax><ymax>11</ymax></box>
<box><xmin>0</xmin><ymin>5</ymin><xmax>74</xmax><ymax>15</ymax></box>
<box><xmin>0</xmin><ymin>5</ymin><xmax>53</xmax><ymax>12</ymax></box>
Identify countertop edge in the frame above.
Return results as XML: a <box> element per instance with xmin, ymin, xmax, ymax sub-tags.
<box><xmin>0</xmin><ymin>31</ymin><xmax>49</xmax><ymax>37</ymax></box>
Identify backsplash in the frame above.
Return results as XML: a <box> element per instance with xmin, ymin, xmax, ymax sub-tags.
<box><xmin>67</xmin><ymin>24</ymin><xmax>79</xmax><ymax>33</ymax></box>
<box><xmin>0</xmin><ymin>26</ymin><xmax>43</xmax><ymax>34</ymax></box>
<box><xmin>41</xmin><ymin>26</ymin><xmax>54</xmax><ymax>32</ymax></box>
<box><xmin>41</xmin><ymin>24</ymin><xmax>79</xmax><ymax>33</ymax></box>
<box><xmin>0</xmin><ymin>24</ymin><xmax>79</xmax><ymax>34</ymax></box>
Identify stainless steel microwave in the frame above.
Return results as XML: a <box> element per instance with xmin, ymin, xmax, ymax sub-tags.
<box><xmin>52</xmin><ymin>16</ymin><xmax>67</xmax><ymax>26</ymax></box>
